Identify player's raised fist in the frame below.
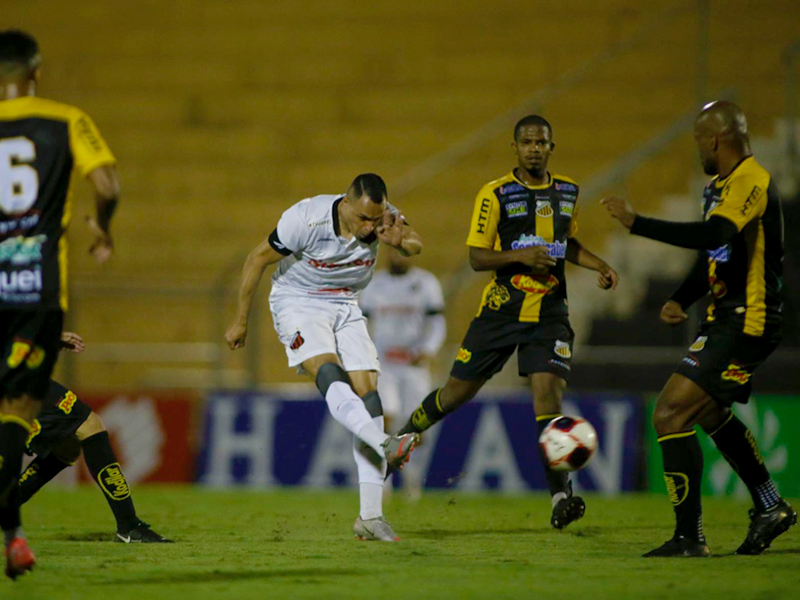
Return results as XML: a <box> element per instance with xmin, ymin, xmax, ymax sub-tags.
<box><xmin>600</xmin><ymin>196</ymin><xmax>637</xmax><ymax>229</ymax></box>
<box><xmin>225</xmin><ymin>322</ymin><xmax>248</xmax><ymax>349</ymax></box>
<box><xmin>377</xmin><ymin>210</ymin><xmax>404</xmax><ymax>248</ymax></box>
<box><xmin>660</xmin><ymin>300</ymin><xmax>688</xmax><ymax>325</ymax></box>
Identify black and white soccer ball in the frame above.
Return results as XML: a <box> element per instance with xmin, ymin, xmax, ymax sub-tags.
<box><xmin>538</xmin><ymin>416</ymin><xmax>598</xmax><ymax>472</ymax></box>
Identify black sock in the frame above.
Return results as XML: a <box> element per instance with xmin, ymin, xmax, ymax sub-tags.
<box><xmin>659</xmin><ymin>431</ymin><xmax>705</xmax><ymax>543</ymax></box>
<box><xmin>708</xmin><ymin>413</ymin><xmax>780</xmax><ymax>512</ymax></box>
<box><xmin>0</xmin><ymin>418</ymin><xmax>30</xmax><ymax>534</ymax></box>
<box><xmin>536</xmin><ymin>414</ymin><xmax>571</xmax><ymax>498</ymax></box>
<box><xmin>18</xmin><ymin>454</ymin><xmax>71</xmax><ymax>505</ymax></box>
<box><xmin>81</xmin><ymin>431</ymin><xmax>138</xmax><ymax>532</ymax></box>
<box><xmin>398</xmin><ymin>389</ymin><xmax>448</xmax><ymax>434</ymax></box>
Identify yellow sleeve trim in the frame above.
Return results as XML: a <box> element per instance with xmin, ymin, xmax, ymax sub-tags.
<box><xmin>552</xmin><ymin>173</ymin><xmax>579</xmax><ymax>186</ymax></box>
<box><xmin>657</xmin><ymin>430</ymin><xmax>697</xmax><ymax>442</ymax></box>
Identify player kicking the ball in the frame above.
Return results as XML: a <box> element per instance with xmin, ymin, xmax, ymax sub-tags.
<box><xmin>226</xmin><ymin>173</ymin><xmax>422</xmax><ymax>542</ymax></box>
<box><xmin>18</xmin><ymin>332</ymin><xmax>171</xmax><ymax>543</ymax></box>
<box><xmin>397</xmin><ymin>115</ymin><xmax>618</xmax><ymax>529</ymax></box>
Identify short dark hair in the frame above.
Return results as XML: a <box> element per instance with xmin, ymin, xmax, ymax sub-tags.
<box><xmin>0</xmin><ymin>30</ymin><xmax>41</xmax><ymax>80</ymax></box>
<box><xmin>349</xmin><ymin>173</ymin><xmax>387</xmax><ymax>204</ymax></box>
<box><xmin>514</xmin><ymin>115</ymin><xmax>553</xmax><ymax>141</ymax></box>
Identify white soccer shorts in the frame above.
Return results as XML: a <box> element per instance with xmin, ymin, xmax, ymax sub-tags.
<box><xmin>270</xmin><ymin>297</ymin><xmax>380</xmax><ymax>373</ymax></box>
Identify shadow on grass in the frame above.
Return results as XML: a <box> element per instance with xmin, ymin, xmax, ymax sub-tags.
<box><xmin>100</xmin><ymin>568</ymin><xmax>365</xmax><ymax>585</ymax></box>
<box><xmin>58</xmin><ymin>532</ymin><xmax>116</xmax><ymax>542</ymax></box>
<box><xmin>408</xmin><ymin>525</ymin><xmax>607</xmax><ymax>539</ymax></box>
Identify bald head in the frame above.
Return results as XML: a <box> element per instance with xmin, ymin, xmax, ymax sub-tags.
<box><xmin>693</xmin><ymin>101</ymin><xmax>752</xmax><ymax>176</ymax></box>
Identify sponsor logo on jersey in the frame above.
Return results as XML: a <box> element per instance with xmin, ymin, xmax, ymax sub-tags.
<box><xmin>707</xmin><ymin>245</ymin><xmax>730</xmax><ymax>263</ymax></box>
<box><xmin>307</xmin><ymin>257</ymin><xmax>376</xmax><ymax>270</ymax></box>
<box><xmin>76</xmin><ymin>117</ymin><xmax>103</xmax><ymax>152</ymax></box>
<box><xmin>309</xmin><ymin>219</ymin><xmax>331</xmax><ymax>228</ymax></box>
<box><xmin>0</xmin><ymin>268</ymin><xmax>43</xmax><ymax>294</ymax></box>
<box><xmin>559</xmin><ymin>201</ymin><xmax>574</xmax><ymax>216</ymax></box>
<box><xmin>506</xmin><ymin>193</ymin><xmax>529</xmax><ymax>200</ymax></box>
<box><xmin>58</xmin><ymin>391</ymin><xmax>78</xmax><ymax>414</ymax></box>
<box><xmin>554</xmin><ymin>340</ymin><xmax>571</xmax><ymax>359</ymax></box>
<box><xmin>681</xmin><ymin>354</ymin><xmax>700</xmax><ymax>368</ymax></box>
<box><xmin>290</xmin><ymin>331</ymin><xmax>305</xmax><ymax>350</ymax></box>
<box><xmin>506</xmin><ymin>201</ymin><xmax>528</xmax><ymax>218</ymax></box>
<box><xmin>6</xmin><ymin>340</ymin><xmax>44</xmax><ymax>369</ymax></box>
<box><xmin>456</xmin><ymin>347</ymin><xmax>472</xmax><ymax>363</ymax></box>
<box><xmin>722</xmin><ymin>362</ymin><xmax>751</xmax><ymax>385</ymax></box>
<box><xmin>560</xmin><ymin>193</ymin><xmax>577</xmax><ymax>201</ymax></box>
<box><xmin>98</xmin><ymin>463</ymin><xmax>132</xmax><ymax>500</ymax></box>
<box><xmin>0</xmin><ymin>213</ymin><xmax>40</xmax><ymax>236</ymax></box>
<box><xmin>741</xmin><ymin>185</ymin><xmax>761</xmax><ymax>216</ymax></box>
<box><xmin>499</xmin><ymin>183</ymin><xmax>525</xmax><ymax>195</ymax></box>
<box><xmin>689</xmin><ymin>336</ymin><xmax>707</xmax><ymax>352</ymax></box>
<box><xmin>476</xmin><ymin>197</ymin><xmax>492</xmax><ymax>234</ymax></box>
<box><xmin>510</xmin><ymin>274</ymin><xmax>559</xmax><ymax>295</ymax></box>
<box><xmin>485</xmin><ymin>283</ymin><xmax>510</xmax><ymax>310</ymax></box>
<box><xmin>555</xmin><ymin>182</ymin><xmax>577</xmax><ymax>192</ymax></box>
<box><xmin>709</xmin><ymin>274</ymin><xmax>727</xmax><ymax>299</ymax></box>
<box><xmin>535</xmin><ymin>200</ymin><xmax>554</xmax><ymax>218</ymax></box>
<box><xmin>0</xmin><ymin>235</ymin><xmax>47</xmax><ymax>265</ymax></box>
<box><xmin>509</xmin><ymin>234</ymin><xmax>566</xmax><ymax>258</ymax></box>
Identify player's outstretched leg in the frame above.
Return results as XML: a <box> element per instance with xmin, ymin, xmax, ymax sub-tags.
<box><xmin>79</xmin><ymin>428</ymin><xmax>172</xmax><ymax>543</ymax></box>
<box><xmin>19</xmin><ymin>454</ymin><xmax>70</xmax><ymax>504</ymax></box>
<box><xmin>0</xmin><ymin>414</ymin><xmax>35</xmax><ymax>579</ymax></box>
<box><xmin>531</xmin><ymin>374</ymin><xmax>585</xmax><ymax>530</ymax></box>
<box><xmin>644</xmin><ymin>376</ymin><xmax>713</xmax><ymax>558</ymax></box>
<box><xmin>705</xmin><ymin>413</ymin><xmax>796</xmax><ymax>554</ymax></box>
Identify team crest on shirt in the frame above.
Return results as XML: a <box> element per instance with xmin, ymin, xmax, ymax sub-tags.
<box><xmin>535</xmin><ymin>200</ymin><xmax>554</xmax><ymax>218</ymax></box>
<box><xmin>722</xmin><ymin>362</ymin><xmax>751</xmax><ymax>385</ymax></box>
<box><xmin>689</xmin><ymin>336</ymin><xmax>707</xmax><ymax>352</ymax></box>
<box><xmin>290</xmin><ymin>331</ymin><xmax>305</xmax><ymax>350</ymax></box>
<box><xmin>554</xmin><ymin>340</ymin><xmax>571</xmax><ymax>359</ymax></box>
<box><xmin>485</xmin><ymin>284</ymin><xmax>510</xmax><ymax>310</ymax></box>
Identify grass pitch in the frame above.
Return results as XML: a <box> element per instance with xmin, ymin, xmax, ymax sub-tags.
<box><xmin>4</xmin><ymin>487</ymin><xmax>798</xmax><ymax>600</ymax></box>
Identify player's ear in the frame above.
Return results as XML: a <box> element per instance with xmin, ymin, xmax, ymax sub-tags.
<box><xmin>550</xmin><ymin>142</ymin><xmax>556</xmax><ymax>152</ymax></box>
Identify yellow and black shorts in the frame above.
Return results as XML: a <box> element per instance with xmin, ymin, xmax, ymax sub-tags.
<box><xmin>0</xmin><ymin>309</ymin><xmax>63</xmax><ymax>400</ymax></box>
<box><xmin>26</xmin><ymin>380</ymin><xmax>92</xmax><ymax>457</ymax></box>
<box><xmin>450</xmin><ymin>316</ymin><xmax>574</xmax><ymax>382</ymax></box>
<box><xmin>675</xmin><ymin>322</ymin><xmax>780</xmax><ymax>407</ymax></box>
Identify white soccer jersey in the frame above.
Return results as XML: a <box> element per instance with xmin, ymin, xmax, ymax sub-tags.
<box><xmin>268</xmin><ymin>194</ymin><xmax>393</xmax><ymax>302</ymax></box>
<box><xmin>359</xmin><ymin>267</ymin><xmax>445</xmax><ymax>363</ymax></box>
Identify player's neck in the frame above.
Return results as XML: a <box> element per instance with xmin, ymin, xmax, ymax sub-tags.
<box><xmin>514</xmin><ymin>167</ymin><xmax>550</xmax><ymax>188</ymax></box>
<box><xmin>0</xmin><ymin>81</ymin><xmax>35</xmax><ymax>100</ymax></box>
<box><xmin>716</xmin><ymin>152</ymin><xmax>752</xmax><ymax>180</ymax></box>
<box><xmin>336</xmin><ymin>201</ymin><xmax>354</xmax><ymax>240</ymax></box>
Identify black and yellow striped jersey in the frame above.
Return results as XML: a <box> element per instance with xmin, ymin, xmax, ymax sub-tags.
<box><xmin>0</xmin><ymin>96</ymin><xmax>115</xmax><ymax>311</ymax></box>
<box><xmin>466</xmin><ymin>170</ymin><xmax>579</xmax><ymax>323</ymax></box>
<box><xmin>702</xmin><ymin>156</ymin><xmax>783</xmax><ymax>336</ymax></box>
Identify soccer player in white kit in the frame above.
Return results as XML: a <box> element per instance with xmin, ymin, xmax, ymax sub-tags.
<box><xmin>225</xmin><ymin>174</ymin><xmax>422</xmax><ymax>542</ymax></box>
<box><xmin>360</xmin><ymin>249</ymin><xmax>446</xmax><ymax>499</ymax></box>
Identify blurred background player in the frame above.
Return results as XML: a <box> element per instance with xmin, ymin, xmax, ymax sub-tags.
<box><xmin>18</xmin><ymin>332</ymin><xmax>170</xmax><ymax>543</ymax></box>
<box><xmin>397</xmin><ymin>115</ymin><xmax>619</xmax><ymax>529</ymax></box>
<box><xmin>225</xmin><ymin>173</ymin><xmax>422</xmax><ymax>541</ymax></box>
<box><xmin>0</xmin><ymin>29</ymin><xmax>118</xmax><ymax>578</ymax></box>
<box><xmin>360</xmin><ymin>249</ymin><xmax>446</xmax><ymax>500</ymax></box>
<box><xmin>603</xmin><ymin>101</ymin><xmax>794</xmax><ymax>557</ymax></box>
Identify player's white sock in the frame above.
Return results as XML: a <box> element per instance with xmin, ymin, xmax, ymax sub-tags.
<box><xmin>354</xmin><ymin>415</ymin><xmax>386</xmax><ymax>520</ymax></box>
<box><xmin>551</xmin><ymin>491</ymin><xmax>568</xmax><ymax>508</ymax></box>
<box><xmin>325</xmin><ymin>381</ymin><xmax>388</xmax><ymax>454</ymax></box>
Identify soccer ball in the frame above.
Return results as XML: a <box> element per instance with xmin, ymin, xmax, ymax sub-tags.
<box><xmin>538</xmin><ymin>416</ymin><xmax>598</xmax><ymax>472</ymax></box>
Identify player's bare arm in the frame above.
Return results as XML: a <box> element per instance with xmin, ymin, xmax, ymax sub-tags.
<box><xmin>225</xmin><ymin>236</ymin><xmax>286</xmax><ymax>349</ymax></box>
<box><xmin>565</xmin><ymin>237</ymin><xmax>619</xmax><ymax>290</ymax></box>
<box><xmin>600</xmin><ymin>195</ymin><xmax>738</xmax><ymax>250</ymax></box>
<box><xmin>86</xmin><ymin>164</ymin><xmax>120</xmax><ymax>264</ymax></box>
<box><xmin>377</xmin><ymin>211</ymin><xmax>422</xmax><ymax>256</ymax></box>
<box><xmin>468</xmin><ymin>245</ymin><xmax>556</xmax><ymax>274</ymax></box>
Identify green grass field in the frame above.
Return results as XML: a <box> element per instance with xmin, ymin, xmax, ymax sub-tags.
<box><xmin>3</xmin><ymin>487</ymin><xmax>798</xmax><ymax>600</ymax></box>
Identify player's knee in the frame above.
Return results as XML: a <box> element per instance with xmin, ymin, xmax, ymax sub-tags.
<box><xmin>652</xmin><ymin>398</ymin><xmax>691</xmax><ymax>437</ymax></box>
<box><xmin>75</xmin><ymin>411</ymin><xmax>105</xmax><ymax>440</ymax></box>
<box><xmin>52</xmin><ymin>435</ymin><xmax>82</xmax><ymax>464</ymax></box>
